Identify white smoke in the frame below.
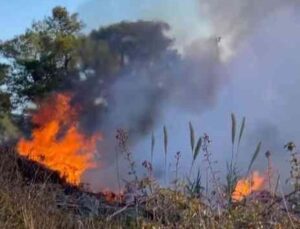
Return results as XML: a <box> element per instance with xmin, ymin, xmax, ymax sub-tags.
<box><xmin>199</xmin><ymin>0</ymin><xmax>299</xmax><ymax>60</ymax></box>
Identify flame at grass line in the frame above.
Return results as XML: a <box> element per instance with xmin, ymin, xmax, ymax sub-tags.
<box><xmin>232</xmin><ymin>171</ymin><xmax>265</xmax><ymax>202</ymax></box>
<box><xmin>17</xmin><ymin>93</ymin><xmax>102</xmax><ymax>185</ymax></box>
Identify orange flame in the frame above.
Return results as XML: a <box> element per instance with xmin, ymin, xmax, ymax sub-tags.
<box><xmin>17</xmin><ymin>93</ymin><xmax>102</xmax><ymax>185</ymax></box>
<box><xmin>102</xmin><ymin>191</ymin><xmax>124</xmax><ymax>203</ymax></box>
<box><xmin>232</xmin><ymin>171</ymin><xmax>265</xmax><ymax>202</ymax></box>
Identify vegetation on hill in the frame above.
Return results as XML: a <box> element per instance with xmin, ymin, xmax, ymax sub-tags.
<box><xmin>0</xmin><ymin>117</ymin><xmax>300</xmax><ymax>228</ymax></box>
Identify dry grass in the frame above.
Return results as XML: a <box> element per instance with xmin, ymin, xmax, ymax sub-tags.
<box><xmin>0</xmin><ymin>149</ymin><xmax>117</xmax><ymax>229</ymax></box>
<box><xmin>0</xmin><ymin>147</ymin><xmax>299</xmax><ymax>228</ymax></box>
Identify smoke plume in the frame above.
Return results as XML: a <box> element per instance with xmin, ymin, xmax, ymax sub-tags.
<box><xmin>75</xmin><ymin>0</ymin><xmax>300</xmax><ymax>190</ymax></box>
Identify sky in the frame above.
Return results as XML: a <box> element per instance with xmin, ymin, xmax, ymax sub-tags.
<box><xmin>1</xmin><ymin>0</ymin><xmax>300</xmax><ymax>189</ymax></box>
<box><xmin>78</xmin><ymin>0</ymin><xmax>210</xmax><ymax>46</ymax></box>
<box><xmin>0</xmin><ymin>0</ymin><xmax>85</xmax><ymax>40</ymax></box>
<box><xmin>0</xmin><ymin>0</ymin><xmax>209</xmax><ymax>47</ymax></box>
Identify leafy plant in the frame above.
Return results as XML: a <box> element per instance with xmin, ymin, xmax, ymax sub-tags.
<box><xmin>186</xmin><ymin>169</ymin><xmax>204</xmax><ymax>198</ymax></box>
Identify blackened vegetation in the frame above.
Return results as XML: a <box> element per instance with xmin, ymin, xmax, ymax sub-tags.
<box><xmin>5</xmin><ymin>148</ymin><xmax>127</xmax><ymax>217</ymax></box>
<box><xmin>17</xmin><ymin>155</ymin><xmax>64</xmax><ymax>185</ymax></box>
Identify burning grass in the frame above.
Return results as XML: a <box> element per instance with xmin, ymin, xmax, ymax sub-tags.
<box><xmin>17</xmin><ymin>93</ymin><xmax>102</xmax><ymax>185</ymax></box>
<box><xmin>0</xmin><ymin>146</ymin><xmax>299</xmax><ymax>228</ymax></box>
<box><xmin>232</xmin><ymin>171</ymin><xmax>266</xmax><ymax>202</ymax></box>
<box><xmin>0</xmin><ymin>110</ymin><xmax>299</xmax><ymax>228</ymax></box>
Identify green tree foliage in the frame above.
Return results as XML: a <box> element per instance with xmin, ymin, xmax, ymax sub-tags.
<box><xmin>0</xmin><ymin>6</ymin><xmax>82</xmax><ymax>101</ymax></box>
<box><xmin>0</xmin><ymin>64</ymin><xmax>19</xmax><ymax>142</ymax></box>
<box><xmin>77</xmin><ymin>20</ymin><xmax>174</xmax><ymax>85</ymax></box>
<box><xmin>90</xmin><ymin>21</ymin><xmax>172</xmax><ymax>65</ymax></box>
<box><xmin>0</xmin><ymin>64</ymin><xmax>11</xmax><ymax>113</ymax></box>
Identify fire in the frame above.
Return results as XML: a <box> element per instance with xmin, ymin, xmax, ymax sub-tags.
<box><xmin>232</xmin><ymin>171</ymin><xmax>265</xmax><ymax>202</ymax></box>
<box><xmin>102</xmin><ymin>191</ymin><xmax>124</xmax><ymax>203</ymax></box>
<box><xmin>17</xmin><ymin>93</ymin><xmax>102</xmax><ymax>185</ymax></box>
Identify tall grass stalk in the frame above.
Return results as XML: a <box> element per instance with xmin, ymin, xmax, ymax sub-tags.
<box><xmin>227</xmin><ymin>114</ymin><xmax>247</xmax><ymax>205</ymax></box>
<box><xmin>265</xmin><ymin>151</ymin><xmax>273</xmax><ymax>194</ymax></box>
<box><xmin>189</xmin><ymin>137</ymin><xmax>202</xmax><ymax>177</ymax></box>
<box><xmin>189</xmin><ymin>121</ymin><xmax>195</xmax><ymax>153</ymax></box>
<box><xmin>227</xmin><ymin>113</ymin><xmax>237</xmax><ymax>206</ymax></box>
<box><xmin>163</xmin><ymin>126</ymin><xmax>168</xmax><ymax>184</ymax></box>
<box><xmin>247</xmin><ymin>142</ymin><xmax>262</xmax><ymax>175</ymax></box>
<box><xmin>174</xmin><ymin>151</ymin><xmax>181</xmax><ymax>194</ymax></box>
<box><xmin>230</xmin><ymin>113</ymin><xmax>236</xmax><ymax>164</ymax></box>
<box><xmin>115</xmin><ymin>147</ymin><xmax>121</xmax><ymax>196</ymax></box>
<box><xmin>237</xmin><ymin>117</ymin><xmax>246</xmax><ymax>155</ymax></box>
<box><xmin>151</xmin><ymin>131</ymin><xmax>155</xmax><ymax>165</ymax></box>
<box><xmin>202</xmin><ymin>134</ymin><xmax>223</xmax><ymax>206</ymax></box>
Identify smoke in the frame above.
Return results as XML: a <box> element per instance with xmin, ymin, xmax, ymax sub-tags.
<box><xmin>199</xmin><ymin>0</ymin><xmax>299</xmax><ymax>60</ymax></box>
<box><xmin>74</xmin><ymin>31</ymin><xmax>226</xmax><ymax>190</ymax></box>
<box><xmin>78</xmin><ymin>36</ymin><xmax>225</xmax><ymax>188</ymax></box>
<box><xmin>199</xmin><ymin>3</ymin><xmax>300</xmax><ymax>187</ymax></box>
<box><xmin>75</xmin><ymin>0</ymin><xmax>300</xmax><ymax>190</ymax></box>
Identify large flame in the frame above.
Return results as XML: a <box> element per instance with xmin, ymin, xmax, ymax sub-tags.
<box><xmin>17</xmin><ymin>93</ymin><xmax>102</xmax><ymax>185</ymax></box>
<box><xmin>232</xmin><ymin>171</ymin><xmax>265</xmax><ymax>202</ymax></box>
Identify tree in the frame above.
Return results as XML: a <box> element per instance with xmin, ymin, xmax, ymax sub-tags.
<box><xmin>0</xmin><ymin>64</ymin><xmax>11</xmax><ymax>113</ymax></box>
<box><xmin>0</xmin><ymin>64</ymin><xmax>19</xmax><ymax>143</ymax></box>
<box><xmin>89</xmin><ymin>21</ymin><xmax>173</xmax><ymax>66</ymax></box>
<box><xmin>75</xmin><ymin>20</ymin><xmax>175</xmax><ymax>93</ymax></box>
<box><xmin>0</xmin><ymin>6</ymin><xmax>82</xmax><ymax>102</ymax></box>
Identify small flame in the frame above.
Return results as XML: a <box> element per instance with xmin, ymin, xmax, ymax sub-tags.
<box><xmin>17</xmin><ymin>93</ymin><xmax>102</xmax><ymax>185</ymax></box>
<box><xmin>232</xmin><ymin>171</ymin><xmax>265</xmax><ymax>201</ymax></box>
<box><xmin>102</xmin><ymin>190</ymin><xmax>124</xmax><ymax>203</ymax></box>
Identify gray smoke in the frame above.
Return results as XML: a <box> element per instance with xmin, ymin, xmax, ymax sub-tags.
<box><xmin>199</xmin><ymin>0</ymin><xmax>299</xmax><ymax>59</ymax></box>
<box><xmin>77</xmin><ymin>0</ymin><xmax>300</xmax><ymax>190</ymax></box>
<box><xmin>193</xmin><ymin>1</ymin><xmax>300</xmax><ymax>189</ymax></box>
